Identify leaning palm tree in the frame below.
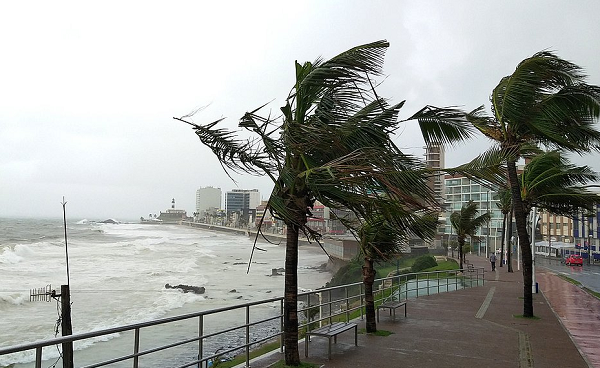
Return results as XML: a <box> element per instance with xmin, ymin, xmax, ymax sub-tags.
<box><xmin>175</xmin><ymin>40</ymin><xmax>471</xmax><ymax>365</ymax></box>
<box><xmin>412</xmin><ymin>51</ymin><xmax>600</xmax><ymax>317</ymax></box>
<box><xmin>518</xmin><ymin>151</ymin><xmax>600</xmax><ymax>230</ymax></box>
<box><xmin>450</xmin><ymin>201</ymin><xmax>491</xmax><ymax>271</ymax></box>
<box><xmin>356</xmin><ymin>212</ymin><xmax>436</xmax><ymax>333</ymax></box>
<box><xmin>496</xmin><ymin>187</ymin><xmax>512</xmax><ymax>270</ymax></box>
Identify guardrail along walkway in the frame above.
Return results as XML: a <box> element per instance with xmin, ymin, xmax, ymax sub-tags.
<box><xmin>247</xmin><ymin>255</ymin><xmax>592</xmax><ymax>368</ymax></box>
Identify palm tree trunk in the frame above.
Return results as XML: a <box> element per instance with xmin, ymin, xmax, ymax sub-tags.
<box><xmin>507</xmin><ymin>208</ymin><xmax>514</xmax><ymax>272</ymax></box>
<box><xmin>499</xmin><ymin>213</ymin><xmax>507</xmax><ymax>267</ymax></box>
<box><xmin>507</xmin><ymin>160</ymin><xmax>534</xmax><ymax>317</ymax></box>
<box><xmin>284</xmin><ymin>222</ymin><xmax>300</xmax><ymax>365</ymax></box>
<box><xmin>363</xmin><ymin>258</ymin><xmax>377</xmax><ymax>333</ymax></box>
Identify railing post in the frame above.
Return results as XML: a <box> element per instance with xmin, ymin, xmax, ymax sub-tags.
<box><xmin>133</xmin><ymin>328</ymin><xmax>140</xmax><ymax>368</ymax></box>
<box><xmin>416</xmin><ymin>274</ymin><xmax>419</xmax><ymax>298</ymax></box>
<box><xmin>245</xmin><ymin>305</ymin><xmax>250</xmax><ymax>367</ymax></box>
<box><xmin>328</xmin><ymin>290</ymin><xmax>333</xmax><ymax>325</ymax></box>
<box><xmin>360</xmin><ymin>283</ymin><xmax>364</xmax><ymax>319</ymax></box>
<box><xmin>280</xmin><ymin>300</ymin><xmax>284</xmax><ymax>352</ymax></box>
<box><xmin>35</xmin><ymin>346</ymin><xmax>42</xmax><ymax>368</ymax></box>
<box><xmin>198</xmin><ymin>315</ymin><xmax>204</xmax><ymax>368</ymax></box>
<box><xmin>345</xmin><ymin>286</ymin><xmax>350</xmax><ymax>322</ymax></box>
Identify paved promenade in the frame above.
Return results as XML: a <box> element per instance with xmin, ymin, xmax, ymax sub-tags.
<box><xmin>244</xmin><ymin>255</ymin><xmax>599</xmax><ymax>367</ymax></box>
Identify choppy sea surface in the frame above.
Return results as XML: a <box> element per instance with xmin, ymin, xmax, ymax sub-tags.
<box><xmin>0</xmin><ymin>218</ymin><xmax>332</xmax><ymax>367</ymax></box>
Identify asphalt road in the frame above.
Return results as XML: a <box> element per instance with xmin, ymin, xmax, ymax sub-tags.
<box><xmin>535</xmin><ymin>256</ymin><xmax>600</xmax><ymax>293</ymax></box>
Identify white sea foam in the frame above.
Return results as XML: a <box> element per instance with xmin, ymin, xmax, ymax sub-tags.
<box><xmin>0</xmin><ymin>220</ymin><xmax>332</xmax><ymax>367</ymax></box>
<box><xmin>0</xmin><ymin>246</ymin><xmax>23</xmax><ymax>264</ymax></box>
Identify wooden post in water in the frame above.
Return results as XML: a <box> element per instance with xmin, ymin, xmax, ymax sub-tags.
<box><xmin>61</xmin><ymin>284</ymin><xmax>73</xmax><ymax>368</ymax></box>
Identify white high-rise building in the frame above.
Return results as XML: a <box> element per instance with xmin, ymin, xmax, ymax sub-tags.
<box><xmin>196</xmin><ymin>186</ymin><xmax>222</xmax><ymax>215</ymax></box>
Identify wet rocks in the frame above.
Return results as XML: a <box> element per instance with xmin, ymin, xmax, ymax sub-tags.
<box><xmin>165</xmin><ymin>283</ymin><xmax>205</xmax><ymax>294</ymax></box>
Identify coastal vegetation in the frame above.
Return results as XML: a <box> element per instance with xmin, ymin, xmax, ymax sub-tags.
<box><xmin>412</xmin><ymin>51</ymin><xmax>600</xmax><ymax>317</ymax></box>
<box><xmin>177</xmin><ymin>40</ymin><xmax>473</xmax><ymax>365</ymax></box>
<box><xmin>176</xmin><ymin>42</ymin><xmax>600</xmax><ymax>364</ymax></box>
<box><xmin>450</xmin><ymin>201</ymin><xmax>491</xmax><ymax>271</ymax></box>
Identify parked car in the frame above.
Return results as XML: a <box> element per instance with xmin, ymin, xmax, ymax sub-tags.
<box><xmin>565</xmin><ymin>254</ymin><xmax>583</xmax><ymax>266</ymax></box>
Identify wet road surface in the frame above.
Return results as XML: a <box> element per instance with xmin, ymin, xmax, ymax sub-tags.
<box><xmin>537</xmin><ymin>268</ymin><xmax>600</xmax><ymax>367</ymax></box>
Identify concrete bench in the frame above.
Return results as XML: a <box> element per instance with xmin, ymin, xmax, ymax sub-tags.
<box><xmin>305</xmin><ymin>322</ymin><xmax>358</xmax><ymax>360</ymax></box>
<box><xmin>376</xmin><ymin>301</ymin><xmax>407</xmax><ymax>322</ymax></box>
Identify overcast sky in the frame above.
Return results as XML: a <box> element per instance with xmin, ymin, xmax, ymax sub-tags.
<box><xmin>2</xmin><ymin>1</ymin><xmax>600</xmax><ymax>220</ymax></box>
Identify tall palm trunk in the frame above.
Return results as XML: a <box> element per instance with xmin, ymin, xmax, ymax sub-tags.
<box><xmin>507</xmin><ymin>208</ymin><xmax>514</xmax><ymax>272</ymax></box>
<box><xmin>362</xmin><ymin>258</ymin><xmax>377</xmax><ymax>333</ymax></box>
<box><xmin>499</xmin><ymin>212</ymin><xmax>507</xmax><ymax>267</ymax></box>
<box><xmin>284</xmin><ymin>222</ymin><xmax>300</xmax><ymax>365</ymax></box>
<box><xmin>507</xmin><ymin>160</ymin><xmax>534</xmax><ymax>317</ymax></box>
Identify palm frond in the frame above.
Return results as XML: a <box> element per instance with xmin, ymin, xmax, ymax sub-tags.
<box><xmin>490</xmin><ymin>51</ymin><xmax>600</xmax><ymax>152</ymax></box>
<box><xmin>407</xmin><ymin>105</ymin><xmax>476</xmax><ymax>146</ymax></box>
<box><xmin>519</xmin><ymin>151</ymin><xmax>600</xmax><ymax>215</ymax></box>
<box><xmin>174</xmin><ymin>116</ymin><xmax>278</xmax><ymax>178</ymax></box>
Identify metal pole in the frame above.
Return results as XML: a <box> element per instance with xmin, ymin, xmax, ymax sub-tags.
<box><xmin>245</xmin><ymin>306</ymin><xmax>250</xmax><ymax>367</ymax></box>
<box><xmin>517</xmin><ymin>236</ymin><xmax>520</xmax><ymax>271</ymax></box>
<box><xmin>61</xmin><ymin>285</ymin><xmax>73</xmax><ymax>368</ymax></box>
<box><xmin>531</xmin><ymin>207</ymin><xmax>536</xmax><ymax>294</ymax></box>
<box><xmin>198</xmin><ymin>315</ymin><xmax>204</xmax><ymax>368</ymax></box>
<box><xmin>133</xmin><ymin>328</ymin><xmax>140</xmax><ymax>368</ymax></box>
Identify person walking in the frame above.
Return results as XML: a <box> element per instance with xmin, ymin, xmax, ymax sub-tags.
<box><xmin>490</xmin><ymin>253</ymin><xmax>497</xmax><ymax>271</ymax></box>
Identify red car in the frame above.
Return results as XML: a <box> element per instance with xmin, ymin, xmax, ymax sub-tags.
<box><xmin>565</xmin><ymin>254</ymin><xmax>583</xmax><ymax>266</ymax></box>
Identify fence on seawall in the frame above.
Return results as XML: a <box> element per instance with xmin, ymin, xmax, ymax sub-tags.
<box><xmin>0</xmin><ymin>267</ymin><xmax>485</xmax><ymax>368</ymax></box>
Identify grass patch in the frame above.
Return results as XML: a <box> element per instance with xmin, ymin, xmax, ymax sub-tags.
<box><xmin>425</xmin><ymin>260</ymin><xmax>459</xmax><ymax>272</ymax></box>
<box><xmin>557</xmin><ymin>274</ymin><xmax>582</xmax><ymax>286</ymax></box>
<box><xmin>513</xmin><ymin>314</ymin><xmax>541</xmax><ymax>320</ymax></box>
<box><xmin>270</xmin><ymin>361</ymin><xmax>318</xmax><ymax>368</ymax></box>
<box><xmin>358</xmin><ymin>328</ymin><xmax>394</xmax><ymax>336</ymax></box>
<box><xmin>215</xmin><ymin>341</ymin><xmax>280</xmax><ymax>368</ymax></box>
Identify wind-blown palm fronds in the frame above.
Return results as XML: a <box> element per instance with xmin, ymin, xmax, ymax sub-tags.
<box><xmin>411</xmin><ymin>51</ymin><xmax>600</xmax><ymax>318</ymax></box>
<box><xmin>450</xmin><ymin>201</ymin><xmax>491</xmax><ymax>271</ymax></box>
<box><xmin>176</xmin><ymin>40</ymin><xmax>473</xmax><ymax>365</ymax></box>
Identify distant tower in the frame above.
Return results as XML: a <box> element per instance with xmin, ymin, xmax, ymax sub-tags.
<box><xmin>424</xmin><ymin>143</ymin><xmax>445</xmax><ymax>208</ymax></box>
<box><xmin>171</xmin><ymin>198</ymin><xmax>175</xmax><ymax>209</ymax></box>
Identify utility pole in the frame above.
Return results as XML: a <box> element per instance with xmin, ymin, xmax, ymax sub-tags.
<box><xmin>28</xmin><ymin>199</ymin><xmax>74</xmax><ymax>368</ymax></box>
<box><xmin>60</xmin><ymin>198</ymin><xmax>74</xmax><ymax>368</ymax></box>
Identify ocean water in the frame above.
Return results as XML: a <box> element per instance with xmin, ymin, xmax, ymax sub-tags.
<box><xmin>0</xmin><ymin>218</ymin><xmax>332</xmax><ymax>367</ymax></box>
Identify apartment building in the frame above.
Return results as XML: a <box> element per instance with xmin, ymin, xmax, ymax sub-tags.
<box><xmin>444</xmin><ymin>175</ymin><xmax>503</xmax><ymax>254</ymax></box>
<box><xmin>195</xmin><ymin>186</ymin><xmax>222</xmax><ymax>216</ymax></box>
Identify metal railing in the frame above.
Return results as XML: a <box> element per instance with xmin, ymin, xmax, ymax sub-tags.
<box><xmin>0</xmin><ymin>267</ymin><xmax>484</xmax><ymax>368</ymax></box>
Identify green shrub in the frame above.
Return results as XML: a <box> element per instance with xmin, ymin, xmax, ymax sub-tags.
<box><xmin>410</xmin><ymin>255</ymin><xmax>437</xmax><ymax>272</ymax></box>
<box><xmin>326</xmin><ymin>259</ymin><xmax>363</xmax><ymax>287</ymax></box>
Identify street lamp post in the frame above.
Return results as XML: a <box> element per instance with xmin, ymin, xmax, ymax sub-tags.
<box><xmin>589</xmin><ymin>234</ymin><xmax>593</xmax><ymax>266</ymax></box>
<box><xmin>531</xmin><ymin>207</ymin><xmax>537</xmax><ymax>294</ymax></box>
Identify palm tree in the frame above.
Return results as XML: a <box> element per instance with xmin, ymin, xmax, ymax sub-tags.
<box><xmin>412</xmin><ymin>51</ymin><xmax>600</xmax><ymax>317</ymax></box>
<box><xmin>496</xmin><ymin>188</ymin><xmax>512</xmax><ymax>270</ymax></box>
<box><xmin>517</xmin><ymin>151</ymin><xmax>600</xmax><ymax>223</ymax></box>
<box><xmin>355</xmin><ymin>212</ymin><xmax>436</xmax><ymax>333</ymax></box>
<box><xmin>450</xmin><ymin>201</ymin><xmax>491</xmax><ymax>271</ymax></box>
<box><xmin>175</xmin><ymin>40</ymin><xmax>470</xmax><ymax>365</ymax></box>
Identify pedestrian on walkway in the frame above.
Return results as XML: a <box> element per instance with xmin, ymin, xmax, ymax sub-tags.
<box><xmin>490</xmin><ymin>253</ymin><xmax>497</xmax><ymax>271</ymax></box>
